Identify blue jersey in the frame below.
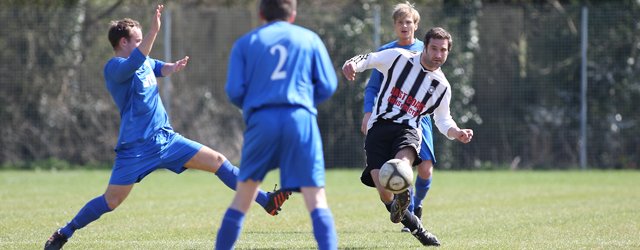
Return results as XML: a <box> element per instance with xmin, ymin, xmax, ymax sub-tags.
<box><xmin>225</xmin><ymin>21</ymin><xmax>337</xmax><ymax>120</ymax></box>
<box><xmin>104</xmin><ymin>48</ymin><xmax>170</xmax><ymax>150</ymax></box>
<box><xmin>363</xmin><ymin>39</ymin><xmax>436</xmax><ymax>162</ymax></box>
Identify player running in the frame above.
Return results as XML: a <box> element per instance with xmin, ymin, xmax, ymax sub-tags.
<box><xmin>44</xmin><ymin>5</ymin><xmax>290</xmax><ymax>250</ymax></box>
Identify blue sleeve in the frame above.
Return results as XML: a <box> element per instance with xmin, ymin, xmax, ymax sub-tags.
<box><xmin>363</xmin><ymin>69</ymin><xmax>383</xmax><ymax>113</ymax></box>
<box><xmin>152</xmin><ymin>59</ymin><xmax>165</xmax><ymax>77</ymax></box>
<box><xmin>312</xmin><ymin>36</ymin><xmax>337</xmax><ymax>105</ymax></box>
<box><xmin>225</xmin><ymin>42</ymin><xmax>246</xmax><ymax>108</ymax></box>
<box><xmin>109</xmin><ymin>48</ymin><xmax>147</xmax><ymax>83</ymax></box>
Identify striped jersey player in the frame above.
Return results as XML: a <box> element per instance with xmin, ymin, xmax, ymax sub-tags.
<box><xmin>347</xmin><ymin>48</ymin><xmax>457</xmax><ymax>138</ymax></box>
<box><xmin>342</xmin><ymin>27</ymin><xmax>473</xmax><ymax>247</ymax></box>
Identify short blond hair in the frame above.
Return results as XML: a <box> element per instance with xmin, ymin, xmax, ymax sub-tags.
<box><xmin>392</xmin><ymin>1</ymin><xmax>420</xmax><ymax>24</ymax></box>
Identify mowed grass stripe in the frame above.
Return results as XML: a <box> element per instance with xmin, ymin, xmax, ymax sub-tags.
<box><xmin>1</xmin><ymin>169</ymin><xmax>638</xmax><ymax>249</ymax></box>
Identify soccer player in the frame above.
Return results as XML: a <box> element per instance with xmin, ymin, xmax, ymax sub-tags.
<box><xmin>343</xmin><ymin>27</ymin><xmax>474</xmax><ymax>246</ymax></box>
<box><xmin>361</xmin><ymin>1</ymin><xmax>435</xmax><ymax>233</ymax></box>
<box><xmin>215</xmin><ymin>0</ymin><xmax>338</xmax><ymax>249</ymax></box>
<box><xmin>44</xmin><ymin>5</ymin><xmax>290</xmax><ymax>250</ymax></box>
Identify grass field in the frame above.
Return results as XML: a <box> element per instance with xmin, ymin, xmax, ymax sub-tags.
<box><xmin>1</xmin><ymin>169</ymin><xmax>639</xmax><ymax>249</ymax></box>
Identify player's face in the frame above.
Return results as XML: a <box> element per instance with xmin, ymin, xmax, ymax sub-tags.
<box><xmin>421</xmin><ymin>38</ymin><xmax>449</xmax><ymax>71</ymax></box>
<box><xmin>394</xmin><ymin>15</ymin><xmax>418</xmax><ymax>46</ymax></box>
<box><xmin>120</xmin><ymin>27</ymin><xmax>143</xmax><ymax>57</ymax></box>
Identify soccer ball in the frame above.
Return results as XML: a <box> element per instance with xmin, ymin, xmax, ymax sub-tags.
<box><xmin>378</xmin><ymin>159</ymin><xmax>413</xmax><ymax>194</ymax></box>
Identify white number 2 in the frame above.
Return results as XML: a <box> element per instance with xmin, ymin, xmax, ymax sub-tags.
<box><xmin>270</xmin><ymin>44</ymin><xmax>287</xmax><ymax>80</ymax></box>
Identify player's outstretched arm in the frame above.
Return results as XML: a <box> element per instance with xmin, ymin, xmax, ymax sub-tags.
<box><xmin>161</xmin><ymin>56</ymin><xmax>189</xmax><ymax>77</ymax></box>
<box><xmin>138</xmin><ymin>4</ymin><xmax>163</xmax><ymax>56</ymax></box>
<box><xmin>343</xmin><ymin>50</ymin><xmax>397</xmax><ymax>81</ymax></box>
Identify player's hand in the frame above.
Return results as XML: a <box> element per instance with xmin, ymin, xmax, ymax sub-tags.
<box><xmin>151</xmin><ymin>4</ymin><xmax>164</xmax><ymax>33</ymax></box>
<box><xmin>342</xmin><ymin>62</ymin><xmax>357</xmax><ymax>81</ymax></box>
<box><xmin>173</xmin><ymin>56</ymin><xmax>189</xmax><ymax>73</ymax></box>
<box><xmin>454</xmin><ymin>128</ymin><xmax>473</xmax><ymax>144</ymax></box>
<box><xmin>361</xmin><ymin>112</ymin><xmax>371</xmax><ymax>135</ymax></box>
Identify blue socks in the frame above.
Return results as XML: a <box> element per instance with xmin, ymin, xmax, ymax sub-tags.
<box><xmin>214</xmin><ymin>160</ymin><xmax>239</xmax><ymax>190</ymax></box>
<box><xmin>215</xmin><ymin>208</ymin><xmax>245</xmax><ymax>250</ymax></box>
<box><xmin>59</xmin><ymin>195</ymin><xmax>112</xmax><ymax>238</ymax></box>
<box><xmin>215</xmin><ymin>160</ymin><xmax>269</xmax><ymax>208</ymax></box>
<box><xmin>215</xmin><ymin>208</ymin><xmax>337</xmax><ymax>250</ymax></box>
<box><xmin>407</xmin><ymin>187</ymin><xmax>415</xmax><ymax>214</ymax></box>
<box><xmin>413</xmin><ymin>176</ymin><xmax>432</xmax><ymax>211</ymax></box>
<box><xmin>311</xmin><ymin>208</ymin><xmax>338</xmax><ymax>250</ymax></box>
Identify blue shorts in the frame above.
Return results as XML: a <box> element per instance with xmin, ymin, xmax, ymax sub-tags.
<box><xmin>109</xmin><ymin>129</ymin><xmax>203</xmax><ymax>185</ymax></box>
<box><xmin>419</xmin><ymin>116</ymin><xmax>436</xmax><ymax>163</ymax></box>
<box><xmin>239</xmin><ymin>107</ymin><xmax>325</xmax><ymax>191</ymax></box>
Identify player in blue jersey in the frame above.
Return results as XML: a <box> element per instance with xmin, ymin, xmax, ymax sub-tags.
<box><xmin>361</xmin><ymin>1</ymin><xmax>435</xmax><ymax>233</ymax></box>
<box><xmin>215</xmin><ymin>1</ymin><xmax>338</xmax><ymax>249</ymax></box>
<box><xmin>44</xmin><ymin>5</ymin><xmax>290</xmax><ymax>250</ymax></box>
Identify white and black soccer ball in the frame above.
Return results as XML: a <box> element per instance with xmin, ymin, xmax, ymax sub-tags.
<box><xmin>378</xmin><ymin>159</ymin><xmax>413</xmax><ymax>194</ymax></box>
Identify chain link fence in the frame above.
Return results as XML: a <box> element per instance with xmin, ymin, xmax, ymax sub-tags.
<box><xmin>1</xmin><ymin>1</ymin><xmax>638</xmax><ymax>169</ymax></box>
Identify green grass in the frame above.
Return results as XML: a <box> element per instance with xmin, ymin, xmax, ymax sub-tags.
<box><xmin>1</xmin><ymin>169</ymin><xmax>639</xmax><ymax>249</ymax></box>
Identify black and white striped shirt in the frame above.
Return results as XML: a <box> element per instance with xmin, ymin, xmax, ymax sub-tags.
<box><xmin>346</xmin><ymin>48</ymin><xmax>457</xmax><ymax>139</ymax></box>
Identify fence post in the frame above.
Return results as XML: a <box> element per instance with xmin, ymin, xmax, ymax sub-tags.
<box><xmin>163</xmin><ymin>6</ymin><xmax>173</xmax><ymax>115</ymax></box>
<box><xmin>580</xmin><ymin>6</ymin><xmax>588</xmax><ymax>170</ymax></box>
<box><xmin>373</xmin><ymin>4</ymin><xmax>381</xmax><ymax>49</ymax></box>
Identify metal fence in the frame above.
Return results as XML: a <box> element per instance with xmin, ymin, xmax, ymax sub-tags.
<box><xmin>1</xmin><ymin>1</ymin><xmax>638</xmax><ymax>170</ymax></box>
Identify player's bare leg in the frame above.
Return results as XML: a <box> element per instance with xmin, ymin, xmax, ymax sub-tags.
<box><xmin>45</xmin><ymin>184</ymin><xmax>133</xmax><ymax>250</ymax></box>
<box><xmin>183</xmin><ymin>146</ymin><xmax>226</xmax><ymax>173</ymax></box>
<box><xmin>301</xmin><ymin>187</ymin><xmax>337</xmax><ymax>250</ymax></box>
<box><xmin>230</xmin><ymin>180</ymin><xmax>261</xmax><ymax>213</ymax></box>
<box><xmin>386</xmin><ymin>148</ymin><xmax>416</xmax><ymax>223</ymax></box>
<box><xmin>215</xmin><ymin>180</ymin><xmax>260</xmax><ymax>250</ymax></box>
<box><xmin>104</xmin><ymin>184</ymin><xmax>134</xmax><ymax>209</ymax></box>
<box><xmin>371</xmin><ymin>169</ymin><xmax>394</xmax><ymax>203</ymax></box>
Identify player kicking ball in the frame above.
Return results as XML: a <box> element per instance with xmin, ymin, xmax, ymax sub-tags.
<box><xmin>44</xmin><ymin>5</ymin><xmax>290</xmax><ymax>250</ymax></box>
<box><xmin>343</xmin><ymin>27</ymin><xmax>473</xmax><ymax>247</ymax></box>
<box><xmin>360</xmin><ymin>2</ymin><xmax>438</xmax><ymax>233</ymax></box>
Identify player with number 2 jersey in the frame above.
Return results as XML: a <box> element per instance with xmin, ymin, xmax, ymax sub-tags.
<box><xmin>217</xmin><ymin>1</ymin><xmax>338</xmax><ymax>249</ymax></box>
<box><xmin>225</xmin><ymin>9</ymin><xmax>336</xmax><ymax>193</ymax></box>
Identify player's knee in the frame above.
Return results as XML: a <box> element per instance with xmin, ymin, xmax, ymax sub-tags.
<box><xmin>202</xmin><ymin>146</ymin><xmax>228</xmax><ymax>167</ymax></box>
<box><xmin>417</xmin><ymin>161</ymin><xmax>433</xmax><ymax>179</ymax></box>
<box><xmin>104</xmin><ymin>194</ymin><xmax>126</xmax><ymax>210</ymax></box>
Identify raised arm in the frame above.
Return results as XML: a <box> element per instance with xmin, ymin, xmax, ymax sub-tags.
<box><xmin>138</xmin><ymin>5</ymin><xmax>163</xmax><ymax>57</ymax></box>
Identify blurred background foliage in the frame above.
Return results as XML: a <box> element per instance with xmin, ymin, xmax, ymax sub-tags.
<box><xmin>1</xmin><ymin>0</ymin><xmax>638</xmax><ymax>170</ymax></box>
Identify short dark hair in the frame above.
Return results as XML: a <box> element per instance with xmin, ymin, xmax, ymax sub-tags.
<box><xmin>424</xmin><ymin>27</ymin><xmax>453</xmax><ymax>51</ymax></box>
<box><xmin>108</xmin><ymin>18</ymin><xmax>140</xmax><ymax>50</ymax></box>
<box><xmin>260</xmin><ymin>0</ymin><xmax>296</xmax><ymax>22</ymax></box>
